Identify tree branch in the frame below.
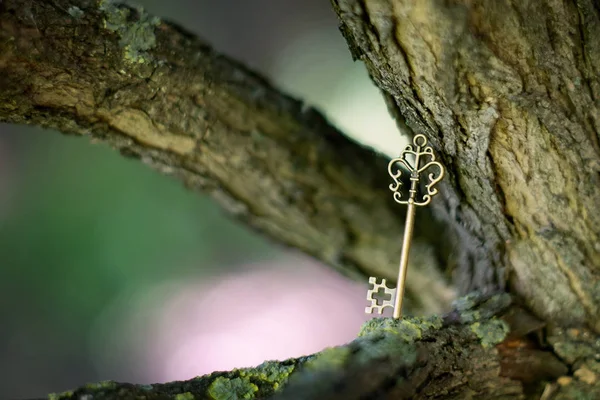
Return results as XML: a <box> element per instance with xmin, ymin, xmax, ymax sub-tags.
<box><xmin>42</xmin><ymin>293</ymin><xmax>579</xmax><ymax>400</ymax></box>
<box><xmin>0</xmin><ymin>0</ymin><xmax>454</xmax><ymax>312</ymax></box>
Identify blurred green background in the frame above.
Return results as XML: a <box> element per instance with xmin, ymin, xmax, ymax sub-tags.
<box><xmin>0</xmin><ymin>1</ymin><xmax>404</xmax><ymax>398</ymax></box>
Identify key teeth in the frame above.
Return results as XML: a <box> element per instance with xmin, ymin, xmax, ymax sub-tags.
<box><xmin>365</xmin><ymin>276</ymin><xmax>397</xmax><ymax>315</ymax></box>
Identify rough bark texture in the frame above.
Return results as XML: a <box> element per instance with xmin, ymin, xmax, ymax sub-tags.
<box><xmin>0</xmin><ymin>0</ymin><xmax>454</xmax><ymax>313</ymax></box>
<box><xmin>42</xmin><ymin>294</ymin><xmax>580</xmax><ymax>400</ymax></box>
<box><xmin>332</xmin><ymin>0</ymin><xmax>600</xmax><ymax>332</ymax></box>
<box><xmin>2</xmin><ymin>0</ymin><xmax>600</xmax><ymax>399</ymax></box>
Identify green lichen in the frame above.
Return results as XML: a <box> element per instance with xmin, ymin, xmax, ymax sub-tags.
<box><xmin>549</xmin><ymin>327</ymin><xmax>600</xmax><ymax>365</ymax></box>
<box><xmin>553</xmin><ymin>340</ymin><xmax>597</xmax><ymax>364</ymax></box>
<box><xmin>358</xmin><ymin>315</ymin><xmax>442</xmax><ymax>340</ymax></box>
<box><xmin>238</xmin><ymin>361</ymin><xmax>295</xmax><ymax>391</ymax></box>
<box><xmin>303</xmin><ymin>346</ymin><xmax>351</xmax><ymax>371</ymax></box>
<box><xmin>202</xmin><ymin>360</ymin><xmax>296</xmax><ymax>398</ymax></box>
<box><xmin>48</xmin><ymin>391</ymin><xmax>73</xmax><ymax>400</ymax></box>
<box><xmin>175</xmin><ymin>392</ymin><xmax>195</xmax><ymax>400</ymax></box>
<box><xmin>67</xmin><ymin>6</ymin><xmax>84</xmax><ymax>19</ymax></box>
<box><xmin>98</xmin><ymin>0</ymin><xmax>160</xmax><ymax>63</ymax></box>
<box><xmin>470</xmin><ymin>318</ymin><xmax>509</xmax><ymax>348</ymax></box>
<box><xmin>207</xmin><ymin>377</ymin><xmax>258</xmax><ymax>400</ymax></box>
<box><xmin>453</xmin><ymin>292</ymin><xmax>511</xmax><ymax>323</ymax></box>
<box><xmin>554</xmin><ymin>382</ymin><xmax>600</xmax><ymax>400</ymax></box>
<box><xmin>354</xmin><ymin>333</ymin><xmax>418</xmax><ymax>368</ymax></box>
<box><xmin>452</xmin><ymin>292</ymin><xmax>480</xmax><ymax>312</ymax></box>
<box><xmin>99</xmin><ymin>0</ymin><xmax>128</xmax><ymax>31</ymax></box>
<box><xmin>354</xmin><ymin>316</ymin><xmax>440</xmax><ymax>369</ymax></box>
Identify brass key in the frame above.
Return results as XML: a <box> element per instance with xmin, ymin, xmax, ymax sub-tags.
<box><xmin>365</xmin><ymin>134</ymin><xmax>445</xmax><ymax>319</ymax></box>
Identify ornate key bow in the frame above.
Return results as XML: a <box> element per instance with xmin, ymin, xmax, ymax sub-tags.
<box><xmin>365</xmin><ymin>134</ymin><xmax>445</xmax><ymax>319</ymax></box>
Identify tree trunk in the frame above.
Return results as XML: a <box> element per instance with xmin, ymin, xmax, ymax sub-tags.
<box><xmin>332</xmin><ymin>0</ymin><xmax>600</xmax><ymax>332</ymax></box>
<box><xmin>1</xmin><ymin>0</ymin><xmax>599</xmax><ymax>399</ymax></box>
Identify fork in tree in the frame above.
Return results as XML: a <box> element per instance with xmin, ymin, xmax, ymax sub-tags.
<box><xmin>365</xmin><ymin>134</ymin><xmax>445</xmax><ymax>319</ymax></box>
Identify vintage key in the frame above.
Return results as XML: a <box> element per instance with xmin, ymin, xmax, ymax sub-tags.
<box><xmin>365</xmin><ymin>134</ymin><xmax>445</xmax><ymax>319</ymax></box>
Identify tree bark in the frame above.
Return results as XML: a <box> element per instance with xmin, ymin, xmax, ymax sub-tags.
<box><xmin>2</xmin><ymin>0</ymin><xmax>600</xmax><ymax>399</ymax></box>
<box><xmin>332</xmin><ymin>0</ymin><xmax>600</xmax><ymax>332</ymax></box>
<box><xmin>40</xmin><ymin>294</ymin><xmax>581</xmax><ymax>400</ymax></box>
